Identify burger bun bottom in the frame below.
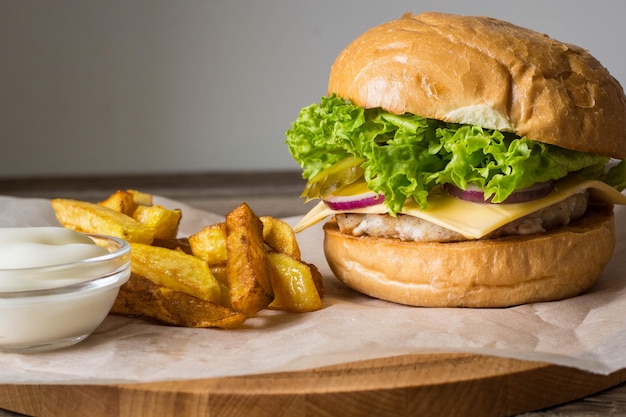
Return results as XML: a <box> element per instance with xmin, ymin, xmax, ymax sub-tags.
<box><xmin>323</xmin><ymin>205</ymin><xmax>615</xmax><ymax>307</ymax></box>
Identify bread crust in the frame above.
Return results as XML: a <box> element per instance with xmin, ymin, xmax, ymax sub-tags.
<box><xmin>328</xmin><ymin>12</ymin><xmax>626</xmax><ymax>158</ymax></box>
<box><xmin>323</xmin><ymin>205</ymin><xmax>615</xmax><ymax>307</ymax></box>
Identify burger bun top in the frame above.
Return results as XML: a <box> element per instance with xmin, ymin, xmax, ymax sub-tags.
<box><xmin>328</xmin><ymin>12</ymin><xmax>626</xmax><ymax>159</ymax></box>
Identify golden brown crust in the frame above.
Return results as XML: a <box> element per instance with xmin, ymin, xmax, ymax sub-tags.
<box><xmin>323</xmin><ymin>205</ymin><xmax>615</xmax><ymax>307</ymax></box>
<box><xmin>328</xmin><ymin>12</ymin><xmax>626</xmax><ymax>158</ymax></box>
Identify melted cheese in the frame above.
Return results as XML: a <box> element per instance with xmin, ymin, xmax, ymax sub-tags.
<box><xmin>293</xmin><ymin>176</ymin><xmax>626</xmax><ymax>239</ymax></box>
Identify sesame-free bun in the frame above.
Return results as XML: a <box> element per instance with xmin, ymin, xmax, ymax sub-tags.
<box><xmin>323</xmin><ymin>206</ymin><xmax>615</xmax><ymax>307</ymax></box>
<box><xmin>328</xmin><ymin>12</ymin><xmax>626</xmax><ymax>159</ymax></box>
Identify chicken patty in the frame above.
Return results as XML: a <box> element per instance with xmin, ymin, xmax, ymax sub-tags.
<box><xmin>335</xmin><ymin>192</ymin><xmax>590</xmax><ymax>242</ymax></box>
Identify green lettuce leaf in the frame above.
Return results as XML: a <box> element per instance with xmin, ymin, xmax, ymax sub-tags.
<box><xmin>285</xmin><ymin>95</ymin><xmax>623</xmax><ymax>213</ymax></box>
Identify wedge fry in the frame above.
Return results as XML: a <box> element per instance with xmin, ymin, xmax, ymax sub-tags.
<box><xmin>112</xmin><ymin>274</ymin><xmax>245</xmax><ymax>328</ymax></box>
<box><xmin>127</xmin><ymin>189</ymin><xmax>153</xmax><ymax>206</ymax></box>
<box><xmin>189</xmin><ymin>222</ymin><xmax>228</xmax><ymax>266</ymax></box>
<box><xmin>130</xmin><ymin>243</ymin><xmax>221</xmax><ymax>303</ymax></box>
<box><xmin>133</xmin><ymin>204</ymin><xmax>182</xmax><ymax>240</ymax></box>
<box><xmin>267</xmin><ymin>252</ymin><xmax>323</xmax><ymax>312</ymax></box>
<box><xmin>98</xmin><ymin>190</ymin><xmax>138</xmax><ymax>216</ymax></box>
<box><xmin>225</xmin><ymin>203</ymin><xmax>273</xmax><ymax>316</ymax></box>
<box><xmin>52</xmin><ymin>190</ymin><xmax>325</xmax><ymax>328</ymax></box>
<box><xmin>260</xmin><ymin>216</ymin><xmax>301</xmax><ymax>260</ymax></box>
<box><xmin>51</xmin><ymin>198</ymin><xmax>154</xmax><ymax>244</ymax></box>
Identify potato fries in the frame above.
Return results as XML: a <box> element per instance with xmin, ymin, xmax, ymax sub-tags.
<box><xmin>225</xmin><ymin>203</ymin><xmax>274</xmax><ymax>316</ymax></box>
<box><xmin>112</xmin><ymin>274</ymin><xmax>245</xmax><ymax>328</ymax></box>
<box><xmin>267</xmin><ymin>252</ymin><xmax>322</xmax><ymax>312</ymax></box>
<box><xmin>51</xmin><ymin>199</ymin><xmax>154</xmax><ymax>244</ymax></box>
<box><xmin>132</xmin><ymin>205</ymin><xmax>181</xmax><ymax>240</ymax></box>
<box><xmin>260</xmin><ymin>216</ymin><xmax>301</xmax><ymax>260</ymax></box>
<box><xmin>52</xmin><ymin>190</ymin><xmax>325</xmax><ymax>329</ymax></box>
<box><xmin>96</xmin><ymin>189</ymin><xmax>180</xmax><ymax>240</ymax></box>
<box><xmin>127</xmin><ymin>189</ymin><xmax>153</xmax><ymax>206</ymax></box>
<box><xmin>98</xmin><ymin>190</ymin><xmax>138</xmax><ymax>216</ymax></box>
<box><xmin>130</xmin><ymin>243</ymin><xmax>221</xmax><ymax>303</ymax></box>
<box><xmin>189</xmin><ymin>223</ymin><xmax>227</xmax><ymax>266</ymax></box>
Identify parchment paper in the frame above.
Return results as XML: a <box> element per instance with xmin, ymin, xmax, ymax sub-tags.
<box><xmin>0</xmin><ymin>194</ymin><xmax>625</xmax><ymax>384</ymax></box>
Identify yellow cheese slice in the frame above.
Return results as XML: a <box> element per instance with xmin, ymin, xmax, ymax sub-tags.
<box><xmin>293</xmin><ymin>176</ymin><xmax>626</xmax><ymax>239</ymax></box>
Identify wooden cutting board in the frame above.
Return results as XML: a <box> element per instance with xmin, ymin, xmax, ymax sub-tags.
<box><xmin>1</xmin><ymin>353</ymin><xmax>625</xmax><ymax>417</ymax></box>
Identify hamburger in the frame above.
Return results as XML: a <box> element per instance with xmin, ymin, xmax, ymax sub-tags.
<box><xmin>285</xmin><ymin>12</ymin><xmax>626</xmax><ymax>307</ymax></box>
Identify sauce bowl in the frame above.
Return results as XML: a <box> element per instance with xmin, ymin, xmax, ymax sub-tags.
<box><xmin>0</xmin><ymin>234</ymin><xmax>131</xmax><ymax>352</ymax></box>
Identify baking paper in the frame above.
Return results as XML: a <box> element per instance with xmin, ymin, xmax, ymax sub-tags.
<box><xmin>0</xmin><ymin>194</ymin><xmax>625</xmax><ymax>384</ymax></box>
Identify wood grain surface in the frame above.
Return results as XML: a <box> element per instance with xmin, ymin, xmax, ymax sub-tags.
<box><xmin>1</xmin><ymin>172</ymin><xmax>625</xmax><ymax>417</ymax></box>
<box><xmin>1</xmin><ymin>353</ymin><xmax>626</xmax><ymax>417</ymax></box>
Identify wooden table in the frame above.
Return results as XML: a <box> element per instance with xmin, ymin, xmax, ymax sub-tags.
<box><xmin>1</xmin><ymin>171</ymin><xmax>625</xmax><ymax>417</ymax></box>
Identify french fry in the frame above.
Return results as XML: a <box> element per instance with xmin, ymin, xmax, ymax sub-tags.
<box><xmin>267</xmin><ymin>252</ymin><xmax>323</xmax><ymax>312</ymax></box>
<box><xmin>97</xmin><ymin>188</ymin><xmax>181</xmax><ymax>240</ymax></box>
<box><xmin>127</xmin><ymin>189</ymin><xmax>153</xmax><ymax>206</ymax></box>
<box><xmin>130</xmin><ymin>243</ymin><xmax>221</xmax><ymax>303</ymax></box>
<box><xmin>53</xmin><ymin>189</ymin><xmax>325</xmax><ymax>329</ymax></box>
<box><xmin>189</xmin><ymin>222</ymin><xmax>228</xmax><ymax>266</ymax></box>
<box><xmin>133</xmin><ymin>204</ymin><xmax>181</xmax><ymax>240</ymax></box>
<box><xmin>260</xmin><ymin>216</ymin><xmax>301</xmax><ymax>260</ymax></box>
<box><xmin>225</xmin><ymin>203</ymin><xmax>273</xmax><ymax>316</ymax></box>
<box><xmin>112</xmin><ymin>274</ymin><xmax>246</xmax><ymax>328</ymax></box>
<box><xmin>190</xmin><ymin>217</ymin><xmax>301</xmax><ymax>263</ymax></box>
<box><xmin>51</xmin><ymin>198</ymin><xmax>155</xmax><ymax>244</ymax></box>
<box><xmin>98</xmin><ymin>190</ymin><xmax>138</xmax><ymax>216</ymax></box>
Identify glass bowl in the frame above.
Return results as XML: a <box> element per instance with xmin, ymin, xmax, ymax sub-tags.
<box><xmin>0</xmin><ymin>233</ymin><xmax>131</xmax><ymax>352</ymax></box>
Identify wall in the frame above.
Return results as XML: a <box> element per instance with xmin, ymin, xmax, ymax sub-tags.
<box><xmin>1</xmin><ymin>0</ymin><xmax>624</xmax><ymax>178</ymax></box>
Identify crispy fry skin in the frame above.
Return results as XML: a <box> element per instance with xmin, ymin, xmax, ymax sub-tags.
<box><xmin>51</xmin><ymin>198</ymin><xmax>154</xmax><ymax>244</ymax></box>
<box><xmin>189</xmin><ymin>222</ymin><xmax>228</xmax><ymax>266</ymax></box>
<box><xmin>260</xmin><ymin>216</ymin><xmax>301</xmax><ymax>260</ymax></box>
<box><xmin>225</xmin><ymin>203</ymin><xmax>274</xmax><ymax>316</ymax></box>
<box><xmin>130</xmin><ymin>243</ymin><xmax>221</xmax><ymax>303</ymax></box>
<box><xmin>112</xmin><ymin>274</ymin><xmax>246</xmax><ymax>328</ymax></box>
<box><xmin>133</xmin><ymin>205</ymin><xmax>182</xmax><ymax>240</ymax></box>
<box><xmin>267</xmin><ymin>252</ymin><xmax>323</xmax><ymax>312</ymax></box>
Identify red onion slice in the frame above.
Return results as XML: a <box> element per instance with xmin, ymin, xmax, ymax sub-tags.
<box><xmin>442</xmin><ymin>181</ymin><xmax>554</xmax><ymax>204</ymax></box>
<box><xmin>323</xmin><ymin>191</ymin><xmax>385</xmax><ymax>211</ymax></box>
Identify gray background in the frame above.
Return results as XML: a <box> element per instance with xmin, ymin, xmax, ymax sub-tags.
<box><xmin>1</xmin><ymin>0</ymin><xmax>624</xmax><ymax>178</ymax></box>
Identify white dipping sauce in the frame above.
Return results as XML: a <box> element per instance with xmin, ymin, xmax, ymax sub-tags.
<box><xmin>0</xmin><ymin>227</ymin><xmax>108</xmax><ymax>269</ymax></box>
<box><xmin>0</xmin><ymin>227</ymin><xmax>110</xmax><ymax>292</ymax></box>
<box><xmin>0</xmin><ymin>227</ymin><xmax>131</xmax><ymax>351</ymax></box>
